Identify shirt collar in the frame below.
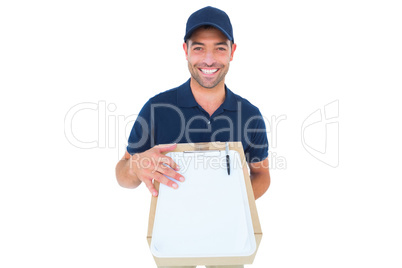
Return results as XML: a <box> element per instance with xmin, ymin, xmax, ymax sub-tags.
<box><xmin>177</xmin><ymin>78</ymin><xmax>238</xmax><ymax>111</ymax></box>
<box><xmin>177</xmin><ymin>79</ymin><xmax>198</xmax><ymax>108</ymax></box>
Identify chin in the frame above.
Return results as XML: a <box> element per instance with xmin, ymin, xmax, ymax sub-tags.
<box><xmin>197</xmin><ymin>79</ymin><xmax>221</xmax><ymax>89</ymax></box>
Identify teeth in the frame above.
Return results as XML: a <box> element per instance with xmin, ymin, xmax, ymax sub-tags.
<box><xmin>200</xmin><ymin>69</ymin><xmax>218</xmax><ymax>74</ymax></box>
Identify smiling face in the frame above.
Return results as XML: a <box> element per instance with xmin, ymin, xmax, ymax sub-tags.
<box><xmin>183</xmin><ymin>26</ymin><xmax>236</xmax><ymax>90</ymax></box>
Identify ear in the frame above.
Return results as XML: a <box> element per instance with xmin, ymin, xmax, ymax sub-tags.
<box><xmin>183</xmin><ymin>42</ymin><xmax>189</xmax><ymax>60</ymax></box>
<box><xmin>230</xmin><ymin>43</ymin><xmax>237</xmax><ymax>61</ymax></box>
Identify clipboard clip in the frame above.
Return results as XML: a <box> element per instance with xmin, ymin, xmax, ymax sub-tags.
<box><xmin>183</xmin><ymin>150</ymin><xmax>221</xmax><ymax>157</ymax></box>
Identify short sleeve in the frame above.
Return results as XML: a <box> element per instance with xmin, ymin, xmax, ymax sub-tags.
<box><xmin>243</xmin><ymin>109</ymin><xmax>269</xmax><ymax>163</ymax></box>
<box><xmin>126</xmin><ymin>100</ymin><xmax>153</xmax><ymax>155</ymax></box>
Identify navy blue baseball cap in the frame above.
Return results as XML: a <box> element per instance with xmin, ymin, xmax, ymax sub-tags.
<box><xmin>184</xmin><ymin>6</ymin><xmax>234</xmax><ymax>42</ymax></box>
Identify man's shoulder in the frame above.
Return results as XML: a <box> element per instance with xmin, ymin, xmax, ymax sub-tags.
<box><xmin>230</xmin><ymin>90</ymin><xmax>262</xmax><ymax>115</ymax></box>
<box><xmin>148</xmin><ymin>86</ymin><xmax>179</xmax><ymax>104</ymax></box>
<box><xmin>146</xmin><ymin>79</ymin><xmax>191</xmax><ymax>104</ymax></box>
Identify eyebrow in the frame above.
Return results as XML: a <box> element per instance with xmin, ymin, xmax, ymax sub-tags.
<box><xmin>215</xmin><ymin>42</ymin><xmax>229</xmax><ymax>47</ymax></box>
<box><xmin>190</xmin><ymin>41</ymin><xmax>229</xmax><ymax>47</ymax></box>
<box><xmin>190</xmin><ymin>42</ymin><xmax>205</xmax><ymax>47</ymax></box>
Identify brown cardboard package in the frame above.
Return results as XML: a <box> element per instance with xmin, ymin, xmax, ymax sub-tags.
<box><xmin>147</xmin><ymin>142</ymin><xmax>262</xmax><ymax>266</ymax></box>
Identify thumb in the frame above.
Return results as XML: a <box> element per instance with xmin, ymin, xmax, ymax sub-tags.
<box><xmin>157</xmin><ymin>143</ymin><xmax>177</xmax><ymax>153</ymax></box>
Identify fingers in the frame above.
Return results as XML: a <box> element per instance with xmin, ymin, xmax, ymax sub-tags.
<box><xmin>155</xmin><ymin>164</ymin><xmax>184</xmax><ymax>183</ymax></box>
<box><xmin>141</xmin><ymin>164</ymin><xmax>183</xmax><ymax>195</ymax></box>
<box><xmin>146</xmin><ymin>145</ymin><xmax>179</xmax><ymax>171</ymax></box>
<box><xmin>157</xmin><ymin>155</ymin><xmax>180</xmax><ymax>171</ymax></box>
<box><xmin>154</xmin><ymin>173</ymin><xmax>179</xmax><ymax>189</ymax></box>
<box><xmin>142</xmin><ymin>171</ymin><xmax>181</xmax><ymax>197</ymax></box>
<box><xmin>134</xmin><ymin>144</ymin><xmax>183</xmax><ymax>196</ymax></box>
<box><xmin>142</xmin><ymin>178</ymin><xmax>158</xmax><ymax>197</ymax></box>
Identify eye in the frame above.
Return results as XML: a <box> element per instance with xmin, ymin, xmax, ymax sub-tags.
<box><xmin>217</xmin><ymin>47</ymin><xmax>227</xmax><ymax>51</ymax></box>
<box><xmin>193</xmin><ymin>47</ymin><xmax>203</xmax><ymax>51</ymax></box>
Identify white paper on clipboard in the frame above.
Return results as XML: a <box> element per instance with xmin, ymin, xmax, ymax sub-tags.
<box><xmin>150</xmin><ymin>150</ymin><xmax>256</xmax><ymax>258</ymax></box>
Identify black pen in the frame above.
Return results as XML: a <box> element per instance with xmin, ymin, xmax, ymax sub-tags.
<box><xmin>225</xmin><ymin>142</ymin><xmax>230</xmax><ymax>175</ymax></box>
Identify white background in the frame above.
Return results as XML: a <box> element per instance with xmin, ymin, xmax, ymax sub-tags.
<box><xmin>1</xmin><ymin>0</ymin><xmax>401</xmax><ymax>267</ymax></box>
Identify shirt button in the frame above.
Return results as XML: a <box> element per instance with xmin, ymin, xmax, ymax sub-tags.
<box><xmin>207</xmin><ymin>120</ymin><xmax>211</xmax><ymax>124</ymax></box>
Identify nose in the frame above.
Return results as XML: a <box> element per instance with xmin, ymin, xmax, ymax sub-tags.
<box><xmin>203</xmin><ymin>50</ymin><xmax>216</xmax><ymax>66</ymax></box>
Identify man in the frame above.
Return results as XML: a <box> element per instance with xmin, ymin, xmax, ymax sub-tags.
<box><xmin>116</xmin><ymin>6</ymin><xmax>270</xmax><ymax>268</ymax></box>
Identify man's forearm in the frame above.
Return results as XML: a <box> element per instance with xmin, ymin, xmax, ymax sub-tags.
<box><xmin>115</xmin><ymin>158</ymin><xmax>142</xmax><ymax>189</ymax></box>
<box><xmin>250</xmin><ymin>172</ymin><xmax>270</xmax><ymax>200</ymax></box>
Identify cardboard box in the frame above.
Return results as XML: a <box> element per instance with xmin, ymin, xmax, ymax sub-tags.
<box><xmin>147</xmin><ymin>142</ymin><xmax>262</xmax><ymax>266</ymax></box>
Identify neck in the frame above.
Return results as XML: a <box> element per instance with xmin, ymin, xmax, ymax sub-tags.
<box><xmin>190</xmin><ymin>78</ymin><xmax>226</xmax><ymax>116</ymax></box>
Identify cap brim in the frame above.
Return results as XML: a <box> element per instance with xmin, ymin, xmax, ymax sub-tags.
<box><xmin>184</xmin><ymin>23</ymin><xmax>233</xmax><ymax>42</ymax></box>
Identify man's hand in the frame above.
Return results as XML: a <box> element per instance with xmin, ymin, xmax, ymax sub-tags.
<box><xmin>129</xmin><ymin>144</ymin><xmax>184</xmax><ymax>196</ymax></box>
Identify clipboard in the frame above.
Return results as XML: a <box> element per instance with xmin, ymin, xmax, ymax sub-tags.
<box><xmin>146</xmin><ymin>142</ymin><xmax>262</xmax><ymax>266</ymax></box>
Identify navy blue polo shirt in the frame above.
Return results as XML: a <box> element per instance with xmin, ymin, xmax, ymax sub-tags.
<box><xmin>127</xmin><ymin>79</ymin><xmax>268</xmax><ymax>163</ymax></box>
